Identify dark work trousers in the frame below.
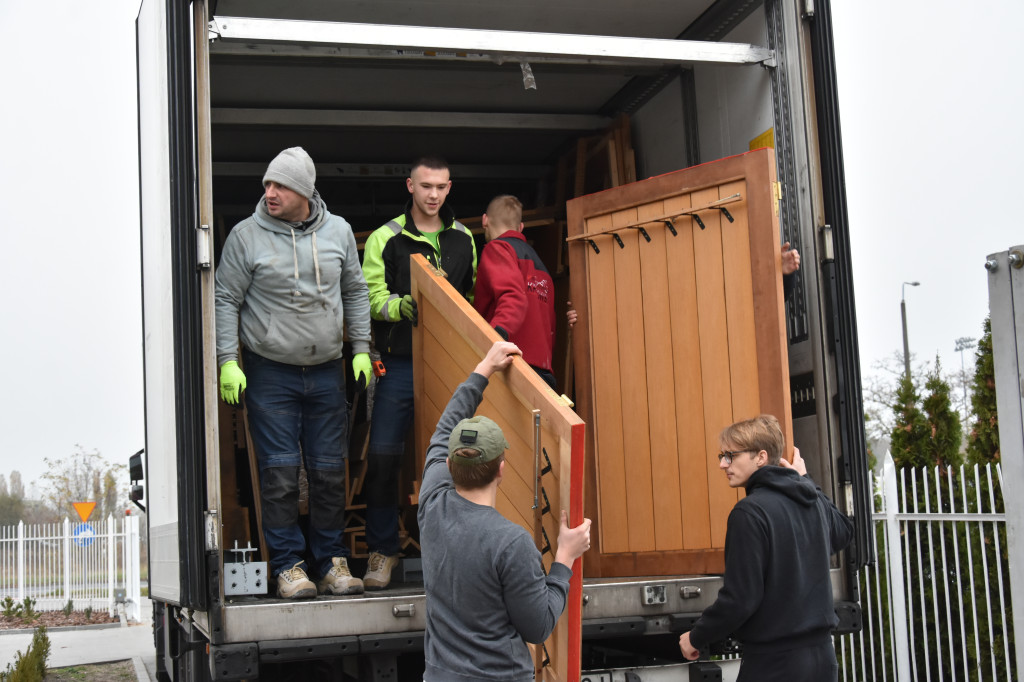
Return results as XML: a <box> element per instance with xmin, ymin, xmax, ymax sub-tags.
<box><xmin>363</xmin><ymin>353</ymin><xmax>414</xmax><ymax>556</ymax></box>
<box><xmin>243</xmin><ymin>349</ymin><xmax>350</xmax><ymax>578</ymax></box>
<box><xmin>737</xmin><ymin>639</ymin><xmax>839</xmax><ymax>682</ymax></box>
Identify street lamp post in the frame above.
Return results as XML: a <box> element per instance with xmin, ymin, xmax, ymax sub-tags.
<box><xmin>901</xmin><ymin>281</ymin><xmax>920</xmax><ymax>380</ymax></box>
<box><xmin>955</xmin><ymin>336</ymin><xmax>976</xmax><ymax>419</ymax></box>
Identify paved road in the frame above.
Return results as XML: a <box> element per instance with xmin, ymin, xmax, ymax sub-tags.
<box><xmin>0</xmin><ymin>597</ymin><xmax>157</xmax><ymax>681</ymax></box>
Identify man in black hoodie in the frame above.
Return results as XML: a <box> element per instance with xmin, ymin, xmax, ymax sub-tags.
<box><xmin>679</xmin><ymin>415</ymin><xmax>853</xmax><ymax>681</ymax></box>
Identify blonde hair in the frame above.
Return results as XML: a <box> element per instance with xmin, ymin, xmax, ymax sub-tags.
<box><xmin>485</xmin><ymin>195</ymin><xmax>523</xmax><ymax>231</ymax></box>
<box><xmin>719</xmin><ymin>415</ymin><xmax>785</xmax><ymax>465</ymax></box>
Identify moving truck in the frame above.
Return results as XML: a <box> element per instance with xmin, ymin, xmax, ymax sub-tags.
<box><xmin>135</xmin><ymin>0</ymin><xmax>871</xmax><ymax>679</ymax></box>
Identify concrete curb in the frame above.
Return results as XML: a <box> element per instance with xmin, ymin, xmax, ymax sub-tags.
<box><xmin>0</xmin><ymin>622</ymin><xmax>122</xmax><ymax>636</ymax></box>
<box><xmin>132</xmin><ymin>655</ymin><xmax>152</xmax><ymax>682</ymax></box>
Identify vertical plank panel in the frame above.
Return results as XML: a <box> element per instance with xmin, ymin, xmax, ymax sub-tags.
<box><xmin>691</xmin><ymin>186</ymin><xmax>740</xmax><ymax>546</ymax></box>
<box><xmin>585</xmin><ymin>214</ymin><xmax>630</xmax><ymax>554</ymax></box>
<box><xmin>745</xmin><ymin>160</ymin><xmax>792</xmax><ymax>453</ymax></box>
<box><xmin>611</xmin><ymin>208</ymin><xmax>656</xmax><ymax>553</ymax></box>
<box><xmin>720</xmin><ymin>182</ymin><xmax>761</xmax><ymax>423</ymax></box>
<box><xmin>662</xmin><ymin>192</ymin><xmax>711</xmax><ymax>551</ymax></box>
<box><xmin>636</xmin><ymin>199</ymin><xmax>684</xmax><ymax>550</ymax></box>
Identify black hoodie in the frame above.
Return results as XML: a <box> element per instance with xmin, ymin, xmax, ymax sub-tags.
<box><xmin>689</xmin><ymin>466</ymin><xmax>853</xmax><ymax>654</ymax></box>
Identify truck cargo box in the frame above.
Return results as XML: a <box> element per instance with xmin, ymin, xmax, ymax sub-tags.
<box><xmin>136</xmin><ymin>0</ymin><xmax>870</xmax><ymax>678</ymax></box>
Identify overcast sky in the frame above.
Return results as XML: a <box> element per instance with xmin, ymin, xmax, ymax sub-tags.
<box><xmin>0</xmin><ymin>0</ymin><xmax>1019</xmax><ymax>494</ymax></box>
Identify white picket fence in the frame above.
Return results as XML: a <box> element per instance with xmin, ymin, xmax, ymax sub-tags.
<box><xmin>837</xmin><ymin>454</ymin><xmax>1016</xmax><ymax>681</ymax></box>
<box><xmin>0</xmin><ymin>515</ymin><xmax>142</xmax><ymax>622</ymax></box>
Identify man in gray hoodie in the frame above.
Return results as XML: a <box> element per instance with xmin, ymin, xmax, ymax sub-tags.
<box><xmin>215</xmin><ymin>147</ymin><xmax>373</xmax><ymax>599</ymax></box>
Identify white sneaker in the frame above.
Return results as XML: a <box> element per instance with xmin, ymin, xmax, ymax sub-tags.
<box><xmin>318</xmin><ymin>557</ymin><xmax>364</xmax><ymax>595</ymax></box>
<box><xmin>277</xmin><ymin>563</ymin><xmax>317</xmax><ymax>599</ymax></box>
<box><xmin>364</xmin><ymin>552</ymin><xmax>400</xmax><ymax>590</ymax></box>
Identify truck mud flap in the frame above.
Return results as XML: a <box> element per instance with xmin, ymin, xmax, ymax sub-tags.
<box><xmin>260</xmin><ymin>635</ymin><xmax>359</xmax><ymax>663</ymax></box>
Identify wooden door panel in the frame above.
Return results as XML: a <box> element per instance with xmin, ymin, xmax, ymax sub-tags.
<box><xmin>567</xmin><ymin>149</ymin><xmax>791</xmax><ymax>577</ymax></box>
<box><xmin>410</xmin><ymin>255</ymin><xmax>586</xmax><ymax>681</ymax></box>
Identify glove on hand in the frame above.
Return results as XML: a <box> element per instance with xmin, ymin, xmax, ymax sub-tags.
<box><xmin>219</xmin><ymin>361</ymin><xmax>247</xmax><ymax>404</ymax></box>
<box><xmin>400</xmin><ymin>295</ymin><xmax>418</xmax><ymax>325</ymax></box>
<box><xmin>352</xmin><ymin>353</ymin><xmax>373</xmax><ymax>392</ymax></box>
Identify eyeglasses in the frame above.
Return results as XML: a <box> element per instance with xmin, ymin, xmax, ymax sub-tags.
<box><xmin>717</xmin><ymin>449</ymin><xmax>755</xmax><ymax>466</ymax></box>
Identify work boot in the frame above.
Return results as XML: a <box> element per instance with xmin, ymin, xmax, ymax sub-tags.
<box><xmin>364</xmin><ymin>552</ymin><xmax>400</xmax><ymax>591</ymax></box>
<box><xmin>318</xmin><ymin>557</ymin><xmax>364</xmax><ymax>595</ymax></box>
<box><xmin>277</xmin><ymin>563</ymin><xmax>317</xmax><ymax>599</ymax></box>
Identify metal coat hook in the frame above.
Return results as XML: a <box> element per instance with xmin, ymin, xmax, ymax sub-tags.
<box><xmin>587</xmin><ymin>239</ymin><xmax>600</xmax><ymax>254</ymax></box>
<box><xmin>716</xmin><ymin>207</ymin><xmax>734</xmax><ymax>223</ymax></box>
<box><xmin>663</xmin><ymin>219</ymin><xmax>678</xmax><ymax>237</ymax></box>
<box><xmin>691</xmin><ymin>214</ymin><xmax>706</xmax><ymax>230</ymax></box>
<box><xmin>612</xmin><ymin>233</ymin><xmax>625</xmax><ymax>249</ymax></box>
<box><xmin>631</xmin><ymin>225</ymin><xmax>651</xmax><ymax>242</ymax></box>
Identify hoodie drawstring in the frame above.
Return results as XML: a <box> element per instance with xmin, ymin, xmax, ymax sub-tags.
<box><xmin>290</xmin><ymin>228</ymin><xmax>300</xmax><ymax>284</ymax></box>
<box><xmin>311</xmin><ymin>231</ymin><xmax>324</xmax><ymax>296</ymax></box>
<box><xmin>289</xmin><ymin>227</ymin><xmax>325</xmax><ymax>303</ymax></box>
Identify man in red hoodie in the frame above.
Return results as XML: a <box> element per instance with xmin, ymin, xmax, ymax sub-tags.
<box><xmin>473</xmin><ymin>195</ymin><xmax>571</xmax><ymax>390</ymax></box>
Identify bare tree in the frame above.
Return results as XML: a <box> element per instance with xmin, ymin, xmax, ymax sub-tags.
<box><xmin>39</xmin><ymin>446</ymin><xmax>127</xmax><ymax>522</ymax></box>
<box><xmin>9</xmin><ymin>472</ymin><xmax>24</xmax><ymax>500</ymax></box>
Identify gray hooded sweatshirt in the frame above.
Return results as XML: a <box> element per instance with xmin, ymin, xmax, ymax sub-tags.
<box><xmin>215</xmin><ymin>192</ymin><xmax>371</xmax><ymax>367</ymax></box>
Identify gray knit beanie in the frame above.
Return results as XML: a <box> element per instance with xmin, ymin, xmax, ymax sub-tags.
<box><xmin>263</xmin><ymin>147</ymin><xmax>316</xmax><ymax>198</ymax></box>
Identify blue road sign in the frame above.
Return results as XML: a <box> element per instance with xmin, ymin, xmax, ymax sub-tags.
<box><xmin>73</xmin><ymin>523</ymin><xmax>96</xmax><ymax>547</ymax></box>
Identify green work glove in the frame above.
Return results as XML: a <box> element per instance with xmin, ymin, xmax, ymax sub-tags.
<box><xmin>219</xmin><ymin>361</ymin><xmax>247</xmax><ymax>405</ymax></box>
<box><xmin>400</xmin><ymin>295</ymin><xmax>418</xmax><ymax>325</ymax></box>
<box><xmin>352</xmin><ymin>353</ymin><xmax>373</xmax><ymax>392</ymax></box>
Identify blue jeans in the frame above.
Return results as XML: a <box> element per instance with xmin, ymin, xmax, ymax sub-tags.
<box><xmin>364</xmin><ymin>354</ymin><xmax>415</xmax><ymax>555</ymax></box>
<box><xmin>243</xmin><ymin>349</ymin><xmax>350</xmax><ymax>577</ymax></box>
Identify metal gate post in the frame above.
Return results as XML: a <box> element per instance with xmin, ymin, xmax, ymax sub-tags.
<box><xmin>986</xmin><ymin>244</ymin><xmax>1024</xmax><ymax>677</ymax></box>
<box><xmin>16</xmin><ymin>521</ymin><xmax>24</xmax><ymax>601</ymax></box>
<box><xmin>108</xmin><ymin>515</ymin><xmax>116</xmax><ymax>617</ymax></box>
<box><xmin>63</xmin><ymin>518</ymin><xmax>70</xmax><ymax>603</ymax></box>
<box><xmin>882</xmin><ymin>452</ymin><xmax>912</xmax><ymax>680</ymax></box>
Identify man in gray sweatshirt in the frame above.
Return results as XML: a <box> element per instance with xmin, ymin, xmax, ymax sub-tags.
<box><xmin>418</xmin><ymin>341</ymin><xmax>592</xmax><ymax>681</ymax></box>
<box><xmin>215</xmin><ymin>147</ymin><xmax>373</xmax><ymax>599</ymax></box>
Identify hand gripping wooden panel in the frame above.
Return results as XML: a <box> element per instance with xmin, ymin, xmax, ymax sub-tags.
<box><xmin>566</xmin><ymin>149</ymin><xmax>792</xmax><ymax>578</ymax></box>
<box><xmin>409</xmin><ymin>255</ymin><xmax>586</xmax><ymax>682</ymax></box>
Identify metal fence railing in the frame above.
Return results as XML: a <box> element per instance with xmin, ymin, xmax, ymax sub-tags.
<box><xmin>837</xmin><ymin>453</ymin><xmax>1015</xmax><ymax>681</ymax></box>
<box><xmin>0</xmin><ymin>515</ymin><xmax>142</xmax><ymax>622</ymax></box>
